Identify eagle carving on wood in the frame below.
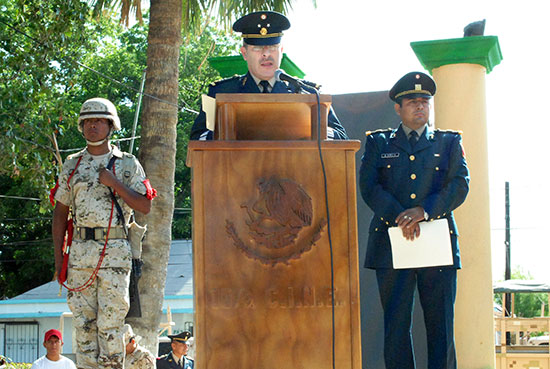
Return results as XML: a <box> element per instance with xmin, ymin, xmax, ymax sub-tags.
<box><xmin>243</xmin><ymin>176</ymin><xmax>313</xmax><ymax>249</ymax></box>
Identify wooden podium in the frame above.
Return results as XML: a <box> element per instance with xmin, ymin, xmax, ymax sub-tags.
<box><xmin>187</xmin><ymin>94</ymin><xmax>362</xmax><ymax>369</ymax></box>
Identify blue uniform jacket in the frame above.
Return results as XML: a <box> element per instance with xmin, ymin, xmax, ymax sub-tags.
<box><xmin>157</xmin><ymin>353</ymin><xmax>194</xmax><ymax>369</ymax></box>
<box><xmin>359</xmin><ymin>124</ymin><xmax>470</xmax><ymax>269</ymax></box>
<box><xmin>189</xmin><ymin>72</ymin><xmax>348</xmax><ymax>140</ymax></box>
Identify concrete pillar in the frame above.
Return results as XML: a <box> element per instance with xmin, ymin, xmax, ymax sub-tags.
<box><xmin>411</xmin><ymin>37</ymin><xmax>503</xmax><ymax>368</ymax></box>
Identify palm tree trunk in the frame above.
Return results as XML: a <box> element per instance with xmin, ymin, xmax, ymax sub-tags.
<box><xmin>128</xmin><ymin>0</ymin><xmax>182</xmax><ymax>354</ymax></box>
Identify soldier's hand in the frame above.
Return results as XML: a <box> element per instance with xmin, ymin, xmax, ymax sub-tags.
<box><xmin>400</xmin><ymin>222</ymin><xmax>421</xmax><ymax>240</ymax></box>
<box><xmin>98</xmin><ymin>167</ymin><xmax>118</xmax><ymax>188</ymax></box>
<box><xmin>54</xmin><ymin>262</ymin><xmax>61</xmax><ymax>282</ymax></box>
<box><xmin>396</xmin><ymin>206</ymin><xmax>425</xmax><ymax>240</ymax></box>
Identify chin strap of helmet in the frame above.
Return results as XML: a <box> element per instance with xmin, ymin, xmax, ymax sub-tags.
<box><xmin>83</xmin><ymin>126</ymin><xmax>113</xmax><ymax>146</ymax></box>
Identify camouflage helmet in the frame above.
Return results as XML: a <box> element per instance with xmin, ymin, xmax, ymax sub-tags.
<box><xmin>77</xmin><ymin>97</ymin><xmax>121</xmax><ymax>132</ymax></box>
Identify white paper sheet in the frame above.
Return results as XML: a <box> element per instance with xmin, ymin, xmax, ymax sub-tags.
<box><xmin>388</xmin><ymin>219</ymin><xmax>453</xmax><ymax>269</ymax></box>
<box><xmin>201</xmin><ymin>94</ymin><xmax>216</xmax><ymax>131</ymax></box>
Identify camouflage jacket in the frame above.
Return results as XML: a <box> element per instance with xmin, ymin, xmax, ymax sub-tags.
<box><xmin>55</xmin><ymin>145</ymin><xmax>147</xmax><ymax>269</ymax></box>
<box><xmin>126</xmin><ymin>345</ymin><xmax>155</xmax><ymax>369</ymax></box>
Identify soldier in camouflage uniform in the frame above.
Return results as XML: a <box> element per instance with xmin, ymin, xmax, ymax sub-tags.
<box><xmin>52</xmin><ymin>98</ymin><xmax>156</xmax><ymax>369</ymax></box>
<box><xmin>123</xmin><ymin>325</ymin><xmax>155</xmax><ymax>369</ymax></box>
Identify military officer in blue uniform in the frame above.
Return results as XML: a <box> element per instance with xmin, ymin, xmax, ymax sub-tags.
<box><xmin>156</xmin><ymin>331</ymin><xmax>193</xmax><ymax>369</ymax></box>
<box><xmin>189</xmin><ymin>11</ymin><xmax>348</xmax><ymax>140</ymax></box>
<box><xmin>359</xmin><ymin>72</ymin><xmax>470</xmax><ymax>369</ymax></box>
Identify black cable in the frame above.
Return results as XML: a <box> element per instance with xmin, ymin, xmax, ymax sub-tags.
<box><xmin>311</xmin><ymin>87</ymin><xmax>336</xmax><ymax>369</ymax></box>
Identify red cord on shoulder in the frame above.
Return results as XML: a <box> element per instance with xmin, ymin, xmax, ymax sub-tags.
<box><xmin>143</xmin><ymin>179</ymin><xmax>157</xmax><ymax>200</ymax></box>
<box><xmin>49</xmin><ymin>181</ymin><xmax>60</xmax><ymax>207</ymax></box>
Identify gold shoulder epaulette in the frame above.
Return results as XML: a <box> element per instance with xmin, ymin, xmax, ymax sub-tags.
<box><xmin>210</xmin><ymin>74</ymin><xmax>239</xmax><ymax>87</ymax></box>
<box><xmin>365</xmin><ymin>128</ymin><xmax>393</xmax><ymax>137</ymax></box>
<box><xmin>435</xmin><ymin>128</ymin><xmax>463</xmax><ymax>135</ymax></box>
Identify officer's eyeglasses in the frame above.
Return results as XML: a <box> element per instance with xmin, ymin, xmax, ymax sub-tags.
<box><xmin>249</xmin><ymin>44</ymin><xmax>280</xmax><ymax>52</ymax></box>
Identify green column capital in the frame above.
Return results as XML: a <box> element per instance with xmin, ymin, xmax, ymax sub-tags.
<box><xmin>411</xmin><ymin>36</ymin><xmax>503</xmax><ymax>74</ymax></box>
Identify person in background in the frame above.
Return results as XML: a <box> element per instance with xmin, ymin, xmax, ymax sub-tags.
<box><xmin>123</xmin><ymin>324</ymin><xmax>155</xmax><ymax>369</ymax></box>
<box><xmin>156</xmin><ymin>332</ymin><xmax>194</xmax><ymax>369</ymax></box>
<box><xmin>31</xmin><ymin>329</ymin><xmax>77</xmax><ymax>369</ymax></box>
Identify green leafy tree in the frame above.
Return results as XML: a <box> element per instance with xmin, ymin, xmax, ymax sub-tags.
<box><xmin>0</xmin><ymin>0</ymin><xmax>115</xmax><ymax>194</ymax></box>
<box><xmin>0</xmin><ymin>0</ymin><xmax>117</xmax><ymax>299</ymax></box>
<box><xmin>0</xmin><ymin>6</ymin><xmax>238</xmax><ymax>300</ymax></box>
<box><xmin>494</xmin><ymin>268</ymin><xmax>549</xmax><ymax>318</ymax></box>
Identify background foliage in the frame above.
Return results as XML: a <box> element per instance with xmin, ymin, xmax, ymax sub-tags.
<box><xmin>0</xmin><ymin>0</ymin><xmax>239</xmax><ymax>298</ymax></box>
<box><xmin>494</xmin><ymin>267</ymin><xmax>549</xmax><ymax>318</ymax></box>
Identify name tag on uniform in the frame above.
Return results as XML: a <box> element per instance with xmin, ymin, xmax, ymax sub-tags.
<box><xmin>381</xmin><ymin>153</ymin><xmax>399</xmax><ymax>159</ymax></box>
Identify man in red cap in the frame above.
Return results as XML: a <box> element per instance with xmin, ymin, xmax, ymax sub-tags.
<box><xmin>31</xmin><ymin>329</ymin><xmax>77</xmax><ymax>369</ymax></box>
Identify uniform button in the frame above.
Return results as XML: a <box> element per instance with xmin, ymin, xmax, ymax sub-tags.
<box><xmin>435</xmin><ymin>166</ymin><xmax>439</xmax><ymax>171</ymax></box>
<box><xmin>410</xmin><ymin>193</ymin><xmax>416</xmax><ymax>199</ymax></box>
<box><xmin>410</xmin><ymin>173</ymin><xmax>416</xmax><ymax>180</ymax></box>
<box><xmin>380</xmin><ymin>217</ymin><xmax>384</xmax><ymax>221</ymax></box>
<box><xmin>375</xmin><ymin>228</ymin><xmax>378</xmax><ymax>231</ymax></box>
<box><xmin>386</xmin><ymin>221</ymin><xmax>389</xmax><ymax>225</ymax></box>
<box><xmin>387</xmin><ymin>164</ymin><xmax>391</xmax><ymax>168</ymax></box>
<box><xmin>450</xmin><ymin>230</ymin><xmax>454</xmax><ymax>234</ymax></box>
<box><xmin>409</xmin><ymin>155</ymin><xmax>415</xmax><ymax>161</ymax></box>
<box><xmin>437</xmin><ymin>215</ymin><xmax>441</xmax><ymax>219</ymax></box>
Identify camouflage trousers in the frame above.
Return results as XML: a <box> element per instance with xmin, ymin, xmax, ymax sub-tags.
<box><xmin>67</xmin><ymin>267</ymin><xmax>130</xmax><ymax>369</ymax></box>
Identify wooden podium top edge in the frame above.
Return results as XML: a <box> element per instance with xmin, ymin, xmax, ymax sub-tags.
<box><xmin>188</xmin><ymin>140</ymin><xmax>360</xmax><ymax>150</ymax></box>
<box><xmin>186</xmin><ymin>140</ymin><xmax>361</xmax><ymax>167</ymax></box>
<box><xmin>215</xmin><ymin>93</ymin><xmax>332</xmax><ymax>104</ymax></box>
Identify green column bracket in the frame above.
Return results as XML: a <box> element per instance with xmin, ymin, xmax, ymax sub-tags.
<box><xmin>411</xmin><ymin>36</ymin><xmax>503</xmax><ymax>74</ymax></box>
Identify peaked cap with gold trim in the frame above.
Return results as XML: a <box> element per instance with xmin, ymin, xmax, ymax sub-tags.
<box><xmin>232</xmin><ymin>11</ymin><xmax>290</xmax><ymax>45</ymax></box>
<box><xmin>389</xmin><ymin>71</ymin><xmax>436</xmax><ymax>102</ymax></box>
<box><xmin>168</xmin><ymin>331</ymin><xmax>192</xmax><ymax>343</ymax></box>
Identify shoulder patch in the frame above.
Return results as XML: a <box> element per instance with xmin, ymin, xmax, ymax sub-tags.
<box><xmin>66</xmin><ymin>148</ymin><xmax>86</xmax><ymax>161</ymax></box>
<box><xmin>210</xmin><ymin>74</ymin><xmax>240</xmax><ymax>87</ymax></box>
<box><xmin>365</xmin><ymin>128</ymin><xmax>393</xmax><ymax>137</ymax></box>
<box><xmin>434</xmin><ymin>128</ymin><xmax>462</xmax><ymax>135</ymax></box>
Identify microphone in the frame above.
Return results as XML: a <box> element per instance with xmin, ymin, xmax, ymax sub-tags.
<box><xmin>275</xmin><ymin>69</ymin><xmax>322</xmax><ymax>92</ymax></box>
<box><xmin>275</xmin><ymin>69</ymin><xmax>302</xmax><ymax>89</ymax></box>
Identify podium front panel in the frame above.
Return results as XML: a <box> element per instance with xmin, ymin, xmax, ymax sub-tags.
<box><xmin>189</xmin><ymin>141</ymin><xmax>361</xmax><ymax>369</ymax></box>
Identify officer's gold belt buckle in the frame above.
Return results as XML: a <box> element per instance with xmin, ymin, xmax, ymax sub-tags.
<box><xmin>75</xmin><ymin>226</ymin><xmax>126</xmax><ymax>241</ymax></box>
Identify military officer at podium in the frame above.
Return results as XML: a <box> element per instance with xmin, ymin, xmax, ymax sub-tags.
<box><xmin>157</xmin><ymin>332</ymin><xmax>194</xmax><ymax>369</ymax></box>
<box><xmin>359</xmin><ymin>72</ymin><xmax>470</xmax><ymax>369</ymax></box>
<box><xmin>189</xmin><ymin>11</ymin><xmax>348</xmax><ymax>141</ymax></box>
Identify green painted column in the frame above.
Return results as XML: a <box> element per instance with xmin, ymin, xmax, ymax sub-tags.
<box><xmin>411</xmin><ymin>36</ymin><xmax>503</xmax><ymax>369</ymax></box>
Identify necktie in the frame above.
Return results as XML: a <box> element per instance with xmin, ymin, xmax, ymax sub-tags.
<box><xmin>259</xmin><ymin>80</ymin><xmax>270</xmax><ymax>93</ymax></box>
<box><xmin>409</xmin><ymin>131</ymin><xmax>418</xmax><ymax>149</ymax></box>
